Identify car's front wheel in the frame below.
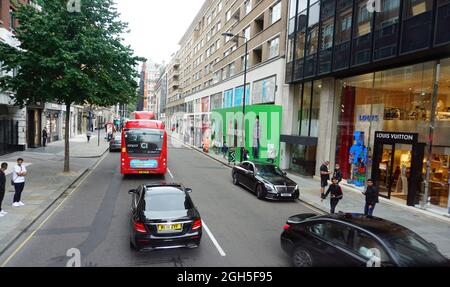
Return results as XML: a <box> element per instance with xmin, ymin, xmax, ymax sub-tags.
<box><xmin>232</xmin><ymin>173</ymin><xmax>239</xmax><ymax>185</ymax></box>
<box><xmin>292</xmin><ymin>247</ymin><xmax>313</xmax><ymax>267</ymax></box>
<box><xmin>256</xmin><ymin>184</ymin><xmax>265</xmax><ymax>200</ymax></box>
<box><xmin>293</xmin><ymin>190</ymin><xmax>300</xmax><ymax>201</ymax></box>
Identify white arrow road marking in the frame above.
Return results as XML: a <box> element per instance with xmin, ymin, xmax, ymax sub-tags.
<box><xmin>202</xmin><ymin>221</ymin><xmax>226</xmax><ymax>257</ymax></box>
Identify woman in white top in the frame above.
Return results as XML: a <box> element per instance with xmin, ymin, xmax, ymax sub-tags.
<box><xmin>12</xmin><ymin>158</ymin><xmax>27</xmax><ymax>207</ymax></box>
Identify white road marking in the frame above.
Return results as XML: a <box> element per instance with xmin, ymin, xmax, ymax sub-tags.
<box><xmin>202</xmin><ymin>221</ymin><xmax>226</xmax><ymax>257</ymax></box>
<box><xmin>165</xmin><ymin>161</ymin><xmax>226</xmax><ymax>257</ymax></box>
<box><xmin>167</xmin><ymin>168</ymin><xmax>174</xmax><ymax>179</ymax></box>
<box><xmin>0</xmin><ymin>152</ymin><xmax>109</xmax><ymax>267</ymax></box>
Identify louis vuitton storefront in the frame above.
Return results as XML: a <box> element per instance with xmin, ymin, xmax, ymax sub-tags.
<box><xmin>334</xmin><ymin>59</ymin><xmax>450</xmax><ymax>212</ymax></box>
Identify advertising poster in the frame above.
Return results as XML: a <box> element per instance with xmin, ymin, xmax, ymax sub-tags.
<box><xmin>211</xmin><ymin>105</ymin><xmax>282</xmax><ymax>165</ymax></box>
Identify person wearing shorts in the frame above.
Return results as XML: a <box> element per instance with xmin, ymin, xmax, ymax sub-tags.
<box><xmin>320</xmin><ymin>161</ymin><xmax>331</xmax><ymax>197</ymax></box>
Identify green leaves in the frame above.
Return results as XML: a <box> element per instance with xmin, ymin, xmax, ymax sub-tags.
<box><xmin>0</xmin><ymin>0</ymin><xmax>142</xmax><ymax>107</ymax></box>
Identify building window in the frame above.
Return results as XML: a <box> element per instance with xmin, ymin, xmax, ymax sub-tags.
<box><xmin>355</xmin><ymin>1</ymin><xmax>372</xmax><ymax>37</ymax></box>
<box><xmin>321</xmin><ymin>21</ymin><xmax>334</xmax><ymax>50</ymax></box>
<box><xmin>243</xmin><ymin>26</ymin><xmax>251</xmax><ymax>41</ymax></box>
<box><xmin>401</xmin><ymin>0</ymin><xmax>434</xmax><ymax>53</ymax></box>
<box><xmin>310</xmin><ymin>81</ymin><xmax>321</xmax><ymax>137</ymax></box>
<box><xmin>211</xmin><ymin>93</ymin><xmax>223</xmax><ymax>110</ymax></box>
<box><xmin>268</xmin><ymin>37</ymin><xmax>280</xmax><ymax>59</ymax></box>
<box><xmin>435</xmin><ymin>0</ymin><xmax>450</xmax><ymax>45</ymax></box>
<box><xmin>253</xmin><ymin>76</ymin><xmax>276</xmax><ymax>104</ymax></box>
<box><xmin>374</xmin><ymin>0</ymin><xmax>400</xmax><ymax>60</ymax></box>
<box><xmin>300</xmin><ymin>82</ymin><xmax>312</xmax><ymax>136</ymax></box>
<box><xmin>404</xmin><ymin>0</ymin><xmax>433</xmax><ymax>17</ymax></box>
<box><xmin>289</xmin><ymin>0</ymin><xmax>297</xmax><ymax>18</ymax></box>
<box><xmin>224</xmin><ymin>89</ymin><xmax>234</xmax><ymax>108</ymax></box>
<box><xmin>270</xmin><ymin>2</ymin><xmax>282</xmax><ymax>24</ymax></box>
<box><xmin>244</xmin><ymin>0</ymin><xmax>252</xmax><ymax>15</ymax></box>
<box><xmin>333</xmin><ymin>0</ymin><xmax>353</xmax><ymax>70</ymax></box>
<box><xmin>226</xmin><ymin>9</ymin><xmax>232</xmax><ymax>21</ymax></box>
<box><xmin>287</xmin><ymin>37</ymin><xmax>295</xmax><ymax>63</ymax></box>
<box><xmin>9</xmin><ymin>8</ymin><xmax>16</xmax><ymax>31</ymax></box>
<box><xmin>234</xmin><ymin>84</ymin><xmax>251</xmax><ymax>106</ymax></box>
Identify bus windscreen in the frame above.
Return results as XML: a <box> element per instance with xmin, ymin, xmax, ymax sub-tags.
<box><xmin>124</xmin><ymin>129</ymin><xmax>164</xmax><ymax>155</ymax></box>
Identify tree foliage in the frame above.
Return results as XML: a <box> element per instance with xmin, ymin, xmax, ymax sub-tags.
<box><xmin>0</xmin><ymin>0</ymin><xmax>144</xmax><ymax>171</ymax></box>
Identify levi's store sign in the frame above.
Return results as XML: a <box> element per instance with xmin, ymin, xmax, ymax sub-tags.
<box><xmin>375</xmin><ymin>131</ymin><xmax>418</xmax><ymax>144</ymax></box>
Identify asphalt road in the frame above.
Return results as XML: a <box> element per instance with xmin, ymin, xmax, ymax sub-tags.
<box><xmin>2</xmin><ymin>143</ymin><xmax>320</xmax><ymax>267</ymax></box>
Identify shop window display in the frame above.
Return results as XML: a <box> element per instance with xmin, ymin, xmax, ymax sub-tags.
<box><xmin>348</xmin><ymin>131</ymin><xmax>368</xmax><ymax>187</ymax></box>
<box><xmin>335</xmin><ymin>59</ymin><xmax>450</xmax><ymax>210</ymax></box>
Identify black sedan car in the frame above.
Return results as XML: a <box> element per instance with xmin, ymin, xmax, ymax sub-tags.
<box><xmin>281</xmin><ymin>213</ymin><xmax>450</xmax><ymax>267</ymax></box>
<box><xmin>109</xmin><ymin>135</ymin><xmax>122</xmax><ymax>152</ymax></box>
<box><xmin>232</xmin><ymin>161</ymin><xmax>299</xmax><ymax>201</ymax></box>
<box><xmin>129</xmin><ymin>183</ymin><xmax>202</xmax><ymax>252</ymax></box>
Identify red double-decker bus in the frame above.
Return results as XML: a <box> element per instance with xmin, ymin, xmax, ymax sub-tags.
<box><xmin>130</xmin><ymin>111</ymin><xmax>156</xmax><ymax>120</ymax></box>
<box><xmin>121</xmin><ymin>120</ymin><xmax>167</xmax><ymax>175</ymax></box>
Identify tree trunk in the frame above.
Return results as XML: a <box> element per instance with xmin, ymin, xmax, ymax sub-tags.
<box><xmin>64</xmin><ymin>102</ymin><xmax>71</xmax><ymax>173</ymax></box>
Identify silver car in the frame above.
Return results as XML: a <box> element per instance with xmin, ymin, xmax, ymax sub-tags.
<box><xmin>109</xmin><ymin>135</ymin><xmax>122</xmax><ymax>152</ymax></box>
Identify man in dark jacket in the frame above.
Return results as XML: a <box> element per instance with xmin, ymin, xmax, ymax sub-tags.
<box><xmin>333</xmin><ymin>164</ymin><xmax>343</xmax><ymax>183</ymax></box>
<box><xmin>42</xmin><ymin>128</ymin><xmax>48</xmax><ymax>147</ymax></box>
<box><xmin>0</xmin><ymin>162</ymin><xmax>8</xmax><ymax>217</ymax></box>
<box><xmin>363</xmin><ymin>179</ymin><xmax>379</xmax><ymax>217</ymax></box>
<box><xmin>322</xmin><ymin>177</ymin><xmax>343</xmax><ymax>214</ymax></box>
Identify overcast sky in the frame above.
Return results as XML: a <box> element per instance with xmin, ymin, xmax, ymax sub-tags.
<box><xmin>115</xmin><ymin>0</ymin><xmax>205</xmax><ymax>65</ymax></box>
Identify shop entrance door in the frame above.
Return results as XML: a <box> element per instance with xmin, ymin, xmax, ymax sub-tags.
<box><xmin>375</xmin><ymin>143</ymin><xmax>413</xmax><ymax>200</ymax></box>
<box><xmin>377</xmin><ymin>143</ymin><xmax>394</xmax><ymax>199</ymax></box>
<box><xmin>372</xmin><ymin>132</ymin><xmax>422</xmax><ymax>206</ymax></box>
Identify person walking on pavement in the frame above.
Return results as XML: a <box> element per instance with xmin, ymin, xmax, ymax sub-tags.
<box><xmin>363</xmin><ymin>179</ymin><xmax>379</xmax><ymax>217</ymax></box>
<box><xmin>42</xmin><ymin>128</ymin><xmax>48</xmax><ymax>147</ymax></box>
<box><xmin>252</xmin><ymin>116</ymin><xmax>261</xmax><ymax>159</ymax></box>
<box><xmin>242</xmin><ymin>148</ymin><xmax>249</xmax><ymax>161</ymax></box>
<box><xmin>0</xmin><ymin>162</ymin><xmax>8</xmax><ymax>217</ymax></box>
<box><xmin>12</xmin><ymin>158</ymin><xmax>27</xmax><ymax>207</ymax></box>
<box><xmin>321</xmin><ymin>177</ymin><xmax>343</xmax><ymax>214</ymax></box>
<box><xmin>320</xmin><ymin>161</ymin><xmax>332</xmax><ymax>197</ymax></box>
<box><xmin>333</xmin><ymin>164</ymin><xmax>343</xmax><ymax>183</ymax></box>
<box><xmin>87</xmin><ymin>131</ymin><xmax>92</xmax><ymax>143</ymax></box>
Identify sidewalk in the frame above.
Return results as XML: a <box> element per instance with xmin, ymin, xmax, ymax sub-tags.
<box><xmin>169</xmin><ymin>134</ymin><xmax>450</xmax><ymax>258</ymax></box>
<box><xmin>0</xmin><ymin>132</ymin><xmax>109</xmax><ymax>256</ymax></box>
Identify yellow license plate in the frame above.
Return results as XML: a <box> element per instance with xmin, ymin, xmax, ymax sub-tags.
<box><xmin>157</xmin><ymin>224</ymin><xmax>182</xmax><ymax>232</ymax></box>
<box><xmin>138</xmin><ymin>171</ymin><xmax>150</xmax><ymax>174</ymax></box>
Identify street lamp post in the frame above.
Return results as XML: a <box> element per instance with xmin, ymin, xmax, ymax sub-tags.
<box><xmin>222</xmin><ymin>32</ymin><xmax>248</xmax><ymax>163</ymax></box>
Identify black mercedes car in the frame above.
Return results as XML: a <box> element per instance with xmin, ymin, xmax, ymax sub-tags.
<box><xmin>129</xmin><ymin>183</ymin><xmax>202</xmax><ymax>252</ymax></box>
<box><xmin>281</xmin><ymin>213</ymin><xmax>450</xmax><ymax>267</ymax></box>
<box><xmin>232</xmin><ymin>161</ymin><xmax>299</xmax><ymax>201</ymax></box>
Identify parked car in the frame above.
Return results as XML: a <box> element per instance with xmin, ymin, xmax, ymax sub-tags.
<box><xmin>281</xmin><ymin>213</ymin><xmax>450</xmax><ymax>267</ymax></box>
<box><xmin>129</xmin><ymin>183</ymin><xmax>202</xmax><ymax>252</ymax></box>
<box><xmin>109</xmin><ymin>135</ymin><xmax>122</xmax><ymax>152</ymax></box>
<box><xmin>232</xmin><ymin>161</ymin><xmax>299</xmax><ymax>201</ymax></box>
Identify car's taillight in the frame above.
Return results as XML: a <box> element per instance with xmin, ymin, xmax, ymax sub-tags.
<box><xmin>134</xmin><ymin>221</ymin><xmax>146</xmax><ymax>233</ymax></box>
<box><xmin>122</xmin><ymin>147</ymin><xmax>126</xmax><ymax>153</ymax></box>
<box><xmin>192</xmin><ymin>219</ymin><xmax>202</xmax><ymax>230</ymax></box>
<box><xmin>283</xmin><ymin>224</ymin><xmax>291</xmax><ymax>231</ymax></box>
